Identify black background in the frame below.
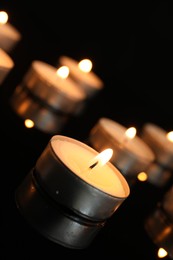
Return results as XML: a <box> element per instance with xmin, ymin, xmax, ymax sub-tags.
<box><xmin>0</xmin><ymin>1</ymin><xmax>173</xmax><ymax>259</ymax></box>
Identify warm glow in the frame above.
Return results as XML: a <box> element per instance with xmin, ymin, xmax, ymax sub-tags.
<box><xmin>0</xmin><ymin>11</ymin><xmax>8</xmax><ymax>25</ymax></box>
<box><xmin>125</xmin><ymin>127</ymin><xmax>137</xmax><ymax>139</ymax></box>
<box><xmin>24</xmin><ymin>119</ymin><xmax>34</xmax><ymax>128</ymax></box>
<box><xmin>56</xmin><ymin>66</ymin><xmax>69</xmax><ymax>79</ymax></box>
<box><xmin>89</xmin><ymin>148</ymin><xmax>113</xmax><ymax>169</ymax></box>
<box><xmin>78</xmin><ymin>59</ymin><xmax>92</xmax><ymax>73</ymax></box>
<box><xmin>166</xmin><ymin>131</ymin><xmax>173</xmax><ymax>142</ymax></box>
<box><xmin>157</xmin><ymin>248</ymin><xmax>168</xmax><ymax>258</ymax></box>
<box><xmin>137</xmin><ymin>172</ymin><xmax>148</xmax><ymax>182</ymax></box>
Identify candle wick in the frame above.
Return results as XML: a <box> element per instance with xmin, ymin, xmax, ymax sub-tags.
<box><xmin>89</xmin><ymin>161</ymin><xmax>98</xmax><ymax>169</ymax></box>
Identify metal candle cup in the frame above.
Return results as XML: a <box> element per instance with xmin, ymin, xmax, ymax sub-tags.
<box><xmin>15</xmin><ymin>135</ymin><xmax>130</xmax><ymax>249</ymax></box>
<box><xmin>0</xmin><ymin>22</ymin><xmax>21</xmax><ymax>53</ymax></box>
<box><xmin>35</xmin><ymin>135</ymin><xmax>130</xmax><ymax>221</ymax></box>
<box><xmin>0</xmin><ymin>48</ymin><xmax>14</xmax><ymax>84</ymax></box>
<box><xmin>15</xmin><ymin>170</ymin><xmax>106</xmax><ymax>249</ymax></box>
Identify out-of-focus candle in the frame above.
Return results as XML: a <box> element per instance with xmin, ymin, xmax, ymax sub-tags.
<box><xmin>88</xmin><ymin>117</ymin><xmax>155</xmax><ymax>185</ymax></box>
<box><xmin>10</xmin><ymin>60</ymin><xmax>86</xmax><ymax>134</ymax></box>
<box><xmin>58</xmin><ymin>56</ymin><xmax>104</xmax><ymax>99</ymax></box>
<box><xmin>145</xmin><ymin>184</ymin><xmax>173</xmax><ymax>259</ymax></box>
<box><xmin>0</xmin><ymin>48</ymin><xmax>14</xmax><ymax>84</ymax></box>
<box><xmin>0</xmin><ymin>11</ymin><xmax>21</xmax><ymax>53</ymax></box>
<box><xmin>140</xmin><ymin>122</ymin><xmax>173</xmax><ymax>187</ymax></box>
<box><xmin>162</xmin><ymin>185</ymin><xmax>173</xmax><ymax>223</ymax></box>
<box><xmin>15</xmin><ymin>135</ymin><xmax>130</xmax><ymax>249</ymax></box>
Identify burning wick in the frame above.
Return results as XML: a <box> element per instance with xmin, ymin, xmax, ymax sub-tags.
<box><xmin>89</xmin><ymin>148</ymin><xmax>113</xmax><ymax>170</ymax></box>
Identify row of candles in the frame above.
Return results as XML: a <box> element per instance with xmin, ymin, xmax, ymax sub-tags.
<box><xmin>1</xmin><ymin>10</ymin><xmax>173</xmax><ymax>259</ymax></box>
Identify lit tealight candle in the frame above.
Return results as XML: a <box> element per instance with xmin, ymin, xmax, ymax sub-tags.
<box><xmin>15</xmin><ymin>135</ymin><xmax>130</xmax><ymax>249</ymax></box>
<box><xmin>140</xmin><ymin>122</ymin><xmax>173</xmax><ymax>187</ymax></box>
<box><xmin>10</xmin><ymin>60</ymin><xmax>86</xmax><ymax>134</ymax></box>
<box><xmin>58</xmin><ymin>56</ymin><xmax>104</xmax><ymax>98</ymax></box>
<box><xmin>0</xmin><ymin>48</ymin><xmax>14</xmax><ymax>84</ymax></box>
<box><xmin>35</xmin><ymin>135</ymin><xmax>130</xmax><ymax>220</ymax></box>
<box><xmin>88</xmin><ymin>117</ymin><xmax>155</xmax><ymax>185</ymax></box>
<box><xmin>0</xmin><ymin>11</ymin><xmax>21</xmax><ymax>53</ymax></box>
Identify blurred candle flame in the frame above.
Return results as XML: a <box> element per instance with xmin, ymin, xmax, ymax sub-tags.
<box><xmin>56</xmin><ymin>66</ymin><xmax>69</xmax><ymax>79</ymax></box>
<box><xmin>78</xmin><ymin>59</ymin><xmax>92</xmax><ymax>73</ymax></box>
<box><xmin>125</xmin><ymin>127</ymin><xmax>136</xmax><ymax>139</ymax></box>
<box><xmin>157</xmin><ymin>248</ymin><xmax>168</xmax><ymax>258</ymax></box>
<box><xmin>166</xmin><ymin>131</ymin><xmax>173</xmax><ymax>142</ymax></box>
<box><xmin>137</xmin><ymin>172</ymin><xmax>148</xmax><ymax>182</ymax></box>
<box><xmin>0</xmin><ymin>11</ymin><xmax>8</xmax><ymax>25</ymax></box>
<box><xmin>89</xmin><ymin>148</ymin><xmax>113</xmax><ymax>169</ymax></box>
<box><xmin>24</xmin><ymin>119</ymin><xmax>34</xmax><ymax>128</ymax></box>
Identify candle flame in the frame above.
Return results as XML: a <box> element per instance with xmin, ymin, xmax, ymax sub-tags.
<box><xmin>89</xmin><ymin>148</ymin><xmax>113</xmax><ymax>169</ymax></box>
<box><xmin>166</xmin><ymin>131</ymin><xmax>173</xmax><ymax>142</ymax></box>
<box><xmin>125</xmin><ymin>127</ymin><xmax>136</xmax><ymax>139</ymax></box>
<box><xmin>78</xmin><ymin>59</ymin><xmax>92</xmax><ymax>73</ymax></box>
<box><xmin>137</xmin><ymin>172</ymin><xmax>148</xmax><ymax>182</ymax></box>
<box><xmin>24</xmin><ymin>119</ymin><xmax>34</xmax><ymax>128</ymax></box>
<box><xmin>0</xmin><ymin>11</ymin><xmax>8</xmax><ymax>25</ymax></box>
<box><xmin>157</xmin><ymin>248</ymin><xmax>168</xmax><ymax>258</ymax></box>
<box><xmin>56</xmin><ymin>66</ymin><xmax>69</xmax><ymax>79</ymax></box>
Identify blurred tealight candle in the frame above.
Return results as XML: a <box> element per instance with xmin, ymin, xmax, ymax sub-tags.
<box><xmin>87</xmin><ymin>117</ymin><xmax>155</xmax><ymax>186</ymax></box>
<box><xmin>10</xmin><ymin>60</ymin><xmax>86</xmax><ymax>134</ymax></box>
<box><xmin>140</xmin><ymin>122</ymin><xmax>173</xmax><ymax>187</ymax></box>
<box><xmin>0</xmin><ymin>48</ymin><xmax>14</xmax><ymax>84</ymax></box>
<box><xmin>58</xmin><ymin>56</ymin><xmax>104</xmax><ymax>99</ymax></box>
<box><xmin>145</xmin><ymin>184</ymin><xmax>173</xmax><ymax>259</ymax></box>
<box><xmin>0</xmin><ymin>10</ymin><xmax>21</xmax><ymax>53</ymax></box>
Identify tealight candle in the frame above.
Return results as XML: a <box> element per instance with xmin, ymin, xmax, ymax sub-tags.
<box><xmin>145</xmin><ymin>184</ymin><xmax>173</xmax><ymax>259</ymax></box>
<box><xmin>58</xmin><ymin>56</ymin><xmax>104</xmax><ymax>99</ymax></box>
<box><xmin>140</xmin><ymin>122</ymin><xmax>173</xmax><ymax>187</ymax></box>
<box><xmin>0</xmin><ymin>11</ymin><xmax>21</xmax><ymax>53</ymax></box>
<box><xmin>15</xmin><ymin>135</ymin><xmax>130</xmax><ymax>249</ymax></box>
<box><xmin>87</xmin><ymin>117</ymin><xmax>155</xmax><ymax>186</ymax></box>
<box><xmin>10</xmin><ymin>60</ymin><xmax>86</xmax><ymax>134</ymax></box>
<box><xmin>0</xmin><ymin>48</ymin><xmax>14</xmax><ymax>84</ymax></box>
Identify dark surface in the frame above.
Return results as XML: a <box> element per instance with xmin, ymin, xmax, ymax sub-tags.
<box><xmin>1</xmin><ymin>1</ymin><xmax>173</xmax><ymax>259</ymax></box>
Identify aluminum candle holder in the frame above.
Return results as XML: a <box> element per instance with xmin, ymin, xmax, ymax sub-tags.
<box><xmin>145</xmin><ymin>185</ymin><xmax>173</xmax><ymax>259</ymax></box>
<box><xmin>87</xmin><ymin>117</ymin><xmax>155</xmax><ymax>186</ymax></box>
<box><xmin>10</xmin><ymin>60</ymin><xmax>86</xmax><ymax>134</ymax></box>
<box><xmin>0</xmin><ymin>48</ymin><xmax>14</xmax><ymax>85</ymax></box>
<box><xmin>140</xmin><ymin>123</ymin><xmax>173</xmax><ymax>187</ymax></box>
<box><xmin>15</xmin><ymin>135</ymin><xmax>130</xmax><ymax>249</ymax></box>
<box><xmin>0</xmin><ymin>19</ymin><xmax>21</xmax><ymax>53</ymax></box>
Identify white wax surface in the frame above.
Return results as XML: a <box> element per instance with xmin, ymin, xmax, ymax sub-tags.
<box><xmin>143</xmin><ymin>123</ymin><xmax>173</xmax><ymax>153</ymax></box>
<box><xmin>51</xmin><ymin>135</ymin><xmax>129</xmax><ymax>197</ymax></box>
<box><xmin>0</xmin><ymin>22</ymin><xmax>21</xmax><ymax>40</ymax></box>
<box><xmin>32</xmin><ymin>61</ymin><xmax>86</xmax><ymax>101</ymax></box>
<box><xmin>99</xmin><ymin>118</ymin><xmax>154</xmax><ymax>161</ymax></box>
<box><xmin>59</xmin><ymin>56</ymin><xmax>104</xmax><ymax>90</ymax></box>
<box><xmin>0</xmin><ymin>48</ymin><xmax>14</xmax><ymax>69</ymax></box>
